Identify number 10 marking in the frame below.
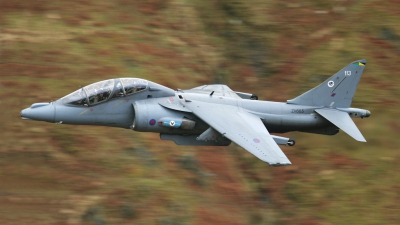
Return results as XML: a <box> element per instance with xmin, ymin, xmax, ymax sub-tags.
<box><xmin>345</xmin><ymin>71</ymin><xmax>351</xmax><ymax>76</ymax></box>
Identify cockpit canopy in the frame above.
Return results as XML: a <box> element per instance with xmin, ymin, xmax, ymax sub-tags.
<box><xmin>61</xmin><ymin>78</ymin><xmax>148</xmax><ymax>106</ymax></box>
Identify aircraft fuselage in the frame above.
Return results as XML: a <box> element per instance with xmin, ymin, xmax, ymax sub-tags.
<box><xmin>21</xmin><ymin>88</ymin><xmax>362</xmax><ymax>136</ymax></box>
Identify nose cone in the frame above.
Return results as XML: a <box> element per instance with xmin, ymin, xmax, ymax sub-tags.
<box><xmin>20</xmin><ymin>103</ymin><xmax>55</xmax><ymax>123</ymax></box>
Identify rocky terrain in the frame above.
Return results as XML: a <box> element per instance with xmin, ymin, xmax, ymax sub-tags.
<box><xmin>1</xmin><ymin>0</ymin><xmax>400</xmax><ymax>224</ymax></box>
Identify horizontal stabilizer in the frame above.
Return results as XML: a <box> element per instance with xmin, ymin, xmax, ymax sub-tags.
<box><xmin>315</xmin><ymin>108</ymin><xmax>366</xmax><ymax>142</ymax></box>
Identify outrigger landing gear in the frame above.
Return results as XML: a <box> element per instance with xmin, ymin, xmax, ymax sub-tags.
<box><xmin>287</xmin><ymin>139</ymin><xmax>295</xmax><ymax>146</ymax></box>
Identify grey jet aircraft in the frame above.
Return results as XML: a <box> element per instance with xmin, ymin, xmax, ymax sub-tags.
<box><xmin>21</xmin><ymin>60</ymin><xmax>371</xmax><ymax>166</ymax></box>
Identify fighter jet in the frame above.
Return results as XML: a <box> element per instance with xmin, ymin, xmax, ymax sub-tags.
<box><xmin>21</xmin><ymin>60</ymin><xmax>370</xmax><ymax>166</ymax></box>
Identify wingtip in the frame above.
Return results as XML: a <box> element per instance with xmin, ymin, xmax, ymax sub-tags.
<box><xmin>354</xmin><ymin>135</ymin><xmax>366</xmax><ymax>142</ymax></box>
<box><xmin>348</xmin><ymin>134</ymin><xmax>366</xmax><ymax>143</ymax></box>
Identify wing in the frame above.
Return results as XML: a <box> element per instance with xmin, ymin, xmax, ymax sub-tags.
<box><xmin>190</xmin><ymin>84</ymin><xmax>234</xmax><ymax>92</ymax></box>
<box><xmin>185</xmin><ymin>84</ymin><xmax>242</xmax><ymax>99</ymax></box>
<box><xmin>182</xmin><ymin>100</ymin><xmax>291</xmax><ymax>166</ymax></box>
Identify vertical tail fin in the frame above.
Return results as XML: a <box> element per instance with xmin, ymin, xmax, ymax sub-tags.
<box><xmin>287</xmin><ymin>59</ymin><xmax>366</xmax><ymax>108</ymax></box>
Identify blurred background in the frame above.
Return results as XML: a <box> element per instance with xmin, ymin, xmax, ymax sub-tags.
<box><xmin>1</xmin><ymin>0</ymin><xmax>400</xmax><ymax>224</ymax></box>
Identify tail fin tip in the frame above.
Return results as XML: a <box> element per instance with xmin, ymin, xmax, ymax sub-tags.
<box><xmin>287</xmin><ymin>59</ymin><xmax>367</xmax><ymax>108</ymax></box>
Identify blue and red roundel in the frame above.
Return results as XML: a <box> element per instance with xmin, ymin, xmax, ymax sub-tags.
<box><xmin>149</xmin><ymin>119</ymin><xmax>156</xmax><ymax>126</ymax></box>
<box><xmin>253</xmin><ymin>138</ymin><xmax>260</xmax><ymax>143</ymax></box>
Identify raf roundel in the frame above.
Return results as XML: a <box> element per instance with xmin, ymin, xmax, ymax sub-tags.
<box><xmin>149</xmin><ymin>119</ymin><xmax>156</xmax><ymax>126</ymax></box>
<box><xmin>253</xmin><ymin>138</ymin><xmax>260</xmax><ymax>143</ymax></box>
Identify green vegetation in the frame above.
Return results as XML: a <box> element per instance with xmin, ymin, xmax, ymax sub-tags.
<box><xmin>1</xmin><ymin>0</ymin><xmax>400</xmax><ymax>224</ymax></box>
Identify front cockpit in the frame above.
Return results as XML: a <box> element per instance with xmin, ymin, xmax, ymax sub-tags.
<box><xmin>22</xmin><ymin>77</ymin><xmax>174</xmax><ymax>127</ymax></box>
<box><xmin>61</xmin><ymin>78</ymin><xmax>149</xmax><ymax>106</ymax></box>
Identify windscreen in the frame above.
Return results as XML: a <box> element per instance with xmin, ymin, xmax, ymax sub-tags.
<box><xmin>61</xmin><ymin>88</ymin><xmax>88</xmax><ymax>106</ymax></box>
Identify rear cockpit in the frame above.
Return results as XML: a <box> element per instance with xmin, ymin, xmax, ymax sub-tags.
<box><xmin>61</xmin><ymin>78</ymin><xmax>148</xmax><ymax>106</ymax></box>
